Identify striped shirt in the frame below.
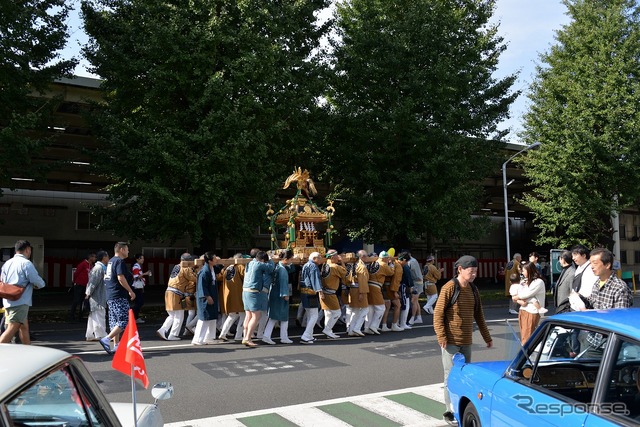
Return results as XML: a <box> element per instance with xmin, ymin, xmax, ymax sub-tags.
<box><xmin>433</xmin><ymin>279</ymin><xmax>492</xmax><ymax>346</ymax></box>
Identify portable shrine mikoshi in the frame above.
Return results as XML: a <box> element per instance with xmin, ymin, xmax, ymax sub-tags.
<box><xmin>265</xmin><ymin>167</ymin><xmax>337</xmax><ymax>258</ymax></box>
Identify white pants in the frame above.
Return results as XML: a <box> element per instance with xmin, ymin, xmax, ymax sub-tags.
<box><xmin>86</xmin><ymin>307</ymin><xmax>107</xmax><ymax>339</ymax></box>
<box><xmin>301</xmin><ymin>308</ymin><xmax>318</xmax><ymax>341</ymax></box>
<box><xmin>256</xmin><ymin>310</ymin><xmax>268</xmax><ymax>338</ymax></box>
<box><xmin>192</xmin><ymin>319</ymin><xmax>217</xmax><ymax>344</ymax></box>
<box><xmin>323</xmin><ymin>309</ymin><xmax>341</xmax><ymax>333</ymax></box>
<box><xmin>159</xmin><ymin>310</ymin><xmax>184</xmax><ymax>338</ymax></box>
<box><xmin>219</xmin><ymin>312</ymin><xmax>245</xmax><ymax>340</ymax></box>
<box><xmin>263</xmin><ymin>319</ymin><xmax>290</xmax><ymax>341</ymax></box>
<box><xmin>400</xmin><ymin>297</ymin><xmax>411</xmax><ymax>327</ymax></box>
<box><xmin>364</xmin><ymin>305</ymin><xmax>385</xmax><ymax>330</ymax></box>
<box><xmin>347</xmin><ymin>306</ymin><xmax>368</xmax><ymax>333</ymax></box>
<box><xmin>424</xmin><ymin>293</ymin><xmax>438</xmax><ymax>311</ymax></box>
<box><xmin>186</xmin><ymin>310</ymin><xmax>197</xmax><ymax>330</ymax></box>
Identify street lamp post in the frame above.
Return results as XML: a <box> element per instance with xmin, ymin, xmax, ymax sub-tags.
<box><xmin>503</xmin><ymin>142</ymin><xmax>541</xmax><ymax>262</ymax></box>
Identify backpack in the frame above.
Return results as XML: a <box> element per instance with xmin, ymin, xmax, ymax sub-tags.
<box><xmin>446</xmin><ymin>278</ymin><xmax>479</xmax><ymax>311</ymax></box>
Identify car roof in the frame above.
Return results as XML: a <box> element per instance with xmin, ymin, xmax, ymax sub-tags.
<box><xmin>0</xmin><ymin>344</ymin><xmax>71</xmax><ymax>399</ymax></box>
<box><xmin>550</xmin><ymin>308</ymin><xmax>640</xmax><ymax>339</ymax></box>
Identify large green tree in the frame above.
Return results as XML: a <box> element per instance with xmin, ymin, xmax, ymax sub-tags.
<box><xmin>321</xmin><ymin>0</ymin><xmax>518</xmax><ymax>248</ymax></box>
<box><xmin>0</xmin><ymin>1</ymin><xmax>76</xmax><ymax>193</ymax></box>
<box><xmin>81</xmin><ymin>0</ymin><xmax>330</xmax><ymax>248</ymax></box>
<box><xmin>520</xmin><ymin>0</ymin><xmax>640</xmax><ymax>248</ymax></box>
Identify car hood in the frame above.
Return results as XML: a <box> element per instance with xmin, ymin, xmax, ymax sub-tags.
<box><xmin>465</xmin><ymin>360</ymin><xmax>511</xmax><ymax>376</ymax></box>
<box><xmin>110</xmin><ymin>402</ymin><xmax>163</xmax><ymax>427</ymax></box>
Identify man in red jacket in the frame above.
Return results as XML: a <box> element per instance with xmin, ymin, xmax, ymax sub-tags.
<box><xmin>69</xmin><ymin>252</ymin><xmax>96</xmax><ymax>321</ymax></box>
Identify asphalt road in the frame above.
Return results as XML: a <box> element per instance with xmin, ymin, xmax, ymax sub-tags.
<box><xmin>29</xmin><ymin>304</ymin><xmax>525</xmax><ymax>424</ymax></box>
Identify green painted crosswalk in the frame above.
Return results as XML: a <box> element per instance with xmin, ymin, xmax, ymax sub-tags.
<box><xmin>318</xmin><ymin>402</ymin><xmax>403</xmax><ymax>427</ymax></box>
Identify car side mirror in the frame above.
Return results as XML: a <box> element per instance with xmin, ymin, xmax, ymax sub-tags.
<box><xmin>452</xmin><ymin>352</ymin><xmax>466</xmax><ymax>365</ymax></box>
<box><xmin>151</xmin><ymin>382</ymin><xmax>174</xmax><ymax>402</ymax></box>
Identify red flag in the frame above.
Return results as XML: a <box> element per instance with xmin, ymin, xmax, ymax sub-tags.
<box><xmin>112</xmin><ymin>309</ymin><xmax>150</xmax><ymax>389</ymax></box>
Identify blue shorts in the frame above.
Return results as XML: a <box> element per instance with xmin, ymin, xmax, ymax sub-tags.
<box><xmin>107</xmin><ymin>298</ymin><xmax>130</xmax><ymax>330</ymax></box>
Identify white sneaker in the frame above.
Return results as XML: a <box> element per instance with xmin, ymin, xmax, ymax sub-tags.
<box><xmin>408</xmin><ymin>317</ymin><xmax>415</xmax><ymax>325</ymax></box>
<box><xmin>156</xmin><ymin>330</ymin><xmax>168</xmax><ymax>341</ymax></box>
<box><xmin>364</xmin><ymin>329</ymin><xmax>376</xmax><ymax>335</ymax></box>
<box><xmin>413</xmin><ymin>316</ymin><xmax>423</xmax><ymax>324</ymax></box>
<box><xmin>509</xmin><ymin>309</ymin><xmax>518</xmax><ymax>315</ymax></box>
<box><xmin>424</xmin><ymin>307</ymin><xmax>434</xmax><ymax>315</ymax></box>
<box><xmin>401</xmin><ymin>323</ymin><xmax>412</xmax><ymax>330</ymax></box>
<box><xmin>167</xmin><ymin>335</ymin><xmax>181</xmax><ymax>341</ymax></box>
<box><xmin>381</xmin><ymin>325</ymin><xmax>391</xmax><ymax>332</ymax></box>
<box><xmin>261</xmin><ymin>337</ymin><xmax>276</xmax><ymax>345</ymax></box>
<box><xmin>280</xmin><ymin>338</ymin><xmax>293</xmax><ymax>344</ymax></box>
<box><xmin>538</xmin><ymin>307</ymin><xmax>548</xmax><ymax>314</ymax></box>
<box><xmin>191</xmin><ymin>341</ymin><xmax>205</xmax><ymax>346</ymax></box>
<box><xmin>392</xmin><ymin>323</ymin><xmax>404</xmax><ymax>332</ymax></box>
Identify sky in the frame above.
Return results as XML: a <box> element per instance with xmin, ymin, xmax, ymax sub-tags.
<box><xmin>60</xmin><ymin>0</ymin><xmax>570</xmax><ymax>143</ymax></box>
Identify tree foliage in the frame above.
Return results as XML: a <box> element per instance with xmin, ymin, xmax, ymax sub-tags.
<box><xmin>520</xmin><ymin>0</ymin><xmax>640</xmax><ymax>248</ymax></box>
<box><xmin>320</xmin><ymin>0</ymin><xmax>518</xmax><ymax>248</ymax></box>
<box><xmin>81</xmin><ymin>0</ymin><xmax>330</xmax><ymax>248</ymax></box>
<box><xmin>0</xmin><ymin>0</ymin><xmax>76</xmax><ymax>193</ymax></box>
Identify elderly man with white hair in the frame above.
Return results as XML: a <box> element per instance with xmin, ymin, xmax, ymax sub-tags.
<box><xmin>299</xmin><ymin>252</ymin><xmax>324</xmax><ymax>344</ymax></box>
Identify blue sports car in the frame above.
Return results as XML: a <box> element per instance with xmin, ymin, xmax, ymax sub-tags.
<box><xmin>448</xmin><ymin>308</ymin><xmax>640</xmax><ymax>426</ymax></box>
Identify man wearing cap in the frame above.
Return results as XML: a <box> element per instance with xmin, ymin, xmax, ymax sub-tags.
<box><xmin>422</xmin><ymin>255</ymin><xmax>442</xmax><ymax>314</ymax></box>
<box><xmin>364</xmin><ymin>251</ymin><xmax>394</xmax><ymax>334</ymax></box>
<box><xmin>433</xmin><ymin>255</ymin><xmax>492</xmax><ymax>426</ymax></box>
<box><xmin>320</xmin><ymin>249</ymin><xmax>347</xmax><ymax>339</ymax></box>
<box><xmin>299</xmin><ymin>252</ymin><xmax>324</xmax><ymax>343</ymax></box>
<box><xmin>346</xmin><ymin>250</ymin><xmax>369</xmax><ymax>336</ymax></box>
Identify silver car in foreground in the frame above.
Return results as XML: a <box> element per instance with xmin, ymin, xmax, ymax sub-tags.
<box><xmin>0</xmin><ymin>344</ymin><xmax>172</xmax><ymax>427</ymax></box>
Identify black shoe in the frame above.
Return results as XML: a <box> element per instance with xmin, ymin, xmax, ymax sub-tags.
<box><xmin>443</xmin><ymin>411</ymin><xmax>457</xmax><ymax>426</ymax></box>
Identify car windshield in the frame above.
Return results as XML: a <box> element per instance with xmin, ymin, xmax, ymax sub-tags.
<box><xmin>507</xmin><ymin>323</ymin><xmax>609</xmax><ymax>404</ymax></box>
<box><xmin>6</xmin><ymin>365</ymin><xmax>106</xmax><ymax>427</ymax></box>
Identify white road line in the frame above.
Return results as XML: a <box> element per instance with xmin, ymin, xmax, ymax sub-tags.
<box><xmin>353</xmin><ymin>396</ymin><xmax>436</xmax><ymax>425</ymax></box>
<box><xmin>278</xmin><ymin>406</ymin><xmax>353</xmax><ymax>427</ymax></box>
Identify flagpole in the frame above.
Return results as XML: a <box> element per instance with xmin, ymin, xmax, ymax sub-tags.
<box><xmin>131</xmin><ymin>364</ymin><xmax>138</xmax><ymax>427</ymax></box>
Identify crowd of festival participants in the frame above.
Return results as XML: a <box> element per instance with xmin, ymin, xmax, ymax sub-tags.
<box><xmin>150</xmin><ymin>247</ymin><xmax>444</xmax><ymax>348</ymax></box>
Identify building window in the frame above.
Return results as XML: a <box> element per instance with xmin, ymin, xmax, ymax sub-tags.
<box><xmin>620</xmin><ymin>224</ymin><xmax>626</xmax><ymax>240</ymax></box>
<box><xmin>76</xmin><ymin>211</ymin><xmax>101</xmax><ymax>230</ymax></box>
<box><xmin>620</xmin><ymin>250</ymin><xmax>627</xmax><ymax>264</ymax></box>
<box><xmin>634</xmin><ymin>251</ymin><xmax>640</xmax><ymax>264</ymax></box>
